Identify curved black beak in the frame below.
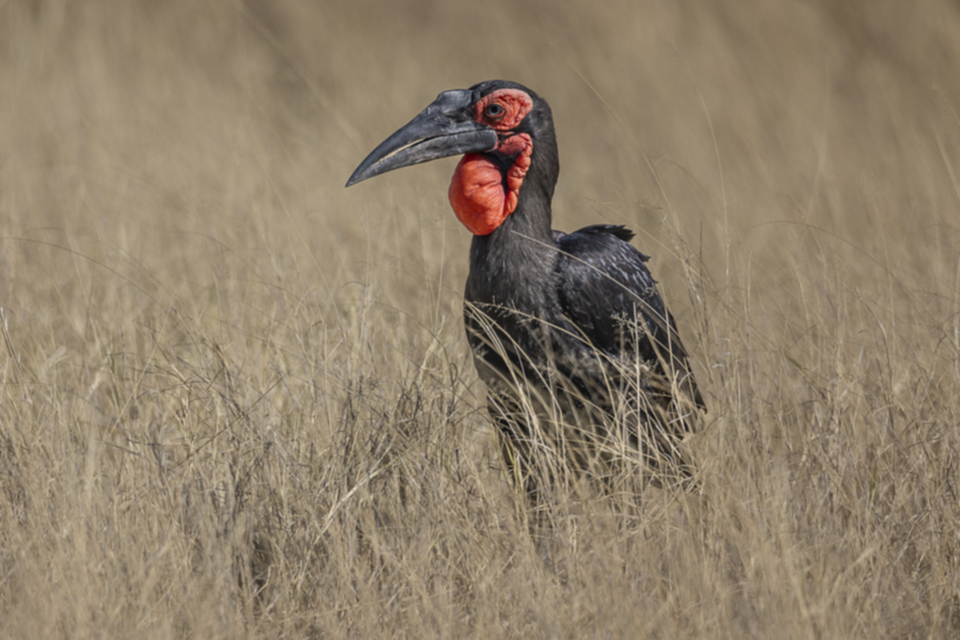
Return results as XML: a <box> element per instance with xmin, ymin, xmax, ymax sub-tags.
<box><xmin>346</xmin><ymin>89</ymin><xmax>498</xmax><ymax>187</ymax></box>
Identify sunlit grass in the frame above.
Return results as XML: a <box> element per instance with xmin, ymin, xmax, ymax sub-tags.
<box><xmin>1</xmin><ymin>1</ymin><xmax>959</xmax><ymax>638</ymax></box>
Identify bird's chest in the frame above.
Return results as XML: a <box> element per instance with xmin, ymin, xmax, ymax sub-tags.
<box><xmin>464</xmin><ymin>263</ymin><xmax>555</xmax><ymax>366</ymax></box>
<box><xmin>464</xmin><ymin>278</ymin><xmax>550</xmax><ymax>349</ymax></box>
<box><xmin>463</xmin><ymin>269</ymin><xmax>596</xmax><ymax>399</ymax></box>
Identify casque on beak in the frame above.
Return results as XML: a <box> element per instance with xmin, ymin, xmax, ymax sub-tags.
<box><xmin>346</xmin><ymin>89</ymin><xmax>498</xmax><ymax>187</ymax></box>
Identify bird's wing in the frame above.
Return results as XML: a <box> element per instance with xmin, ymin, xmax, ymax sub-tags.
<box><xmin>553</xmin><ymin>224</ymin><xmax>704</xmax><ymax>415</ymax></box>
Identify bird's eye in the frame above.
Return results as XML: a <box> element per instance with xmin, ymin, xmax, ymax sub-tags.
<box><xmin>484</xmin><ymin>103</ymin><xmax>505</xmax><ymax>119</ymax></box>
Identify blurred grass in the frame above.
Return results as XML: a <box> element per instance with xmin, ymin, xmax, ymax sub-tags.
<box><xmin>1</xmin><ymin>0</ymin><xmax>960</xmax><ymax>637</ymax></box>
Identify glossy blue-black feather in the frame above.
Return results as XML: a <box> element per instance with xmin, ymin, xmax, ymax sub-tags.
<box><xmin>553</xmin><ymin>224</ymin><xmax>703</xmax><ymax>410</ymax></box>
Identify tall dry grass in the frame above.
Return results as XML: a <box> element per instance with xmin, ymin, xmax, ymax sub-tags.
<box><xmin>1</xmin><ymin>1</ymin><xmax>959</xmax><ymax>637</ymax></box>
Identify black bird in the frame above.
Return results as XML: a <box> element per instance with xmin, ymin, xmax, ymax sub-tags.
<box><xmin>347</xmin><ymin>80</ymin><xmax>703</xmax><ymax>497</ymax></box>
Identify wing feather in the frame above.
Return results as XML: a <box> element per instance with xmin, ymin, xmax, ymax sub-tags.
<box><xmin>554</xmin><ymin>225</ymin><xmax>704</xmax><ymax>416</ymax></box>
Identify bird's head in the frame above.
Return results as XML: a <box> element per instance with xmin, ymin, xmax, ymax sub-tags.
<box><xmin>347</xmin><ymin>80</ymin><xmax>558</xmax><ymax>236</ymax></box>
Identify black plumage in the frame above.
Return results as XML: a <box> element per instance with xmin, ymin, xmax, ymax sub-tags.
<box><xmin>348</xmin><ymin>80</ymin><xmax>703</xmax><ymax>496</ymax></box>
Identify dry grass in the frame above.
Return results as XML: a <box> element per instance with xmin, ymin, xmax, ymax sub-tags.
<box><xmin>2</xmin><ymin>1</ymin><xmax>960</xmax><ymax>637</ymax></box>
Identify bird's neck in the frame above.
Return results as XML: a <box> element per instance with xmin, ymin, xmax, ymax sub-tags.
<box><xmin>462</xmin><ymin>131</ymin><xmax>560</xmax><ymax>307</ymax></box>
<box><xmin>466</xmin><ymin>190</ymin><xmax>557</xmax><ymax>308</ymax></box>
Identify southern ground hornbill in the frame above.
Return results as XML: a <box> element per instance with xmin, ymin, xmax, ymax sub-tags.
<box><xmin>347</xmin><ymin>80</ymin><xmax>704</xmax><ymax>497</ymax></box>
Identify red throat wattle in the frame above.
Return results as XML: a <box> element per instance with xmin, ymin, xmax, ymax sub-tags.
<box><xmin>448</xmin><ymin>88</ymin><xmax>535</xmax><ymax>236</ymax></box>
<box><xmin>448</xmin><ymin>134</ymin><xmax>532</xmax><ymax>236</ymax></box>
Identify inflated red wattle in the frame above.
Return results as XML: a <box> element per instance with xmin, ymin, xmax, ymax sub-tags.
<box><xmin>448</xmin><ymin>134</ymin><xmax>532</xmax><ymax>236</ymax></box>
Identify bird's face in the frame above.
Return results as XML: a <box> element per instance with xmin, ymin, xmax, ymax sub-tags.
<box><xmin>347</xmin><ymin>81</ymin><xmax>547</xmax><ymax>236</ymax></box>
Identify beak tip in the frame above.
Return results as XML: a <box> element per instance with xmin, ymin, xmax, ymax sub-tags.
<box><xmin>345</xmin><ymin>168</ymin><xmax>367</xmax><ymax>188</ymax></box>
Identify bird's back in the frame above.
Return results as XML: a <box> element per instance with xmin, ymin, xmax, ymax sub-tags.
<box><xmin>465</xmin><ymin>223</ymin><xmax>702</xmax><ymax>487</ymax></box>
<box><xmin>346</xmin><ymin>79</ymin><xmax>703</xmax><ymax>493</ymax></box>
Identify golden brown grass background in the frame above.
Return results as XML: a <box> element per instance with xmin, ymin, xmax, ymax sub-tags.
<box><xmin>2</xmin><ymin>1</ymin><xmax>960</xmax><ymax>637</ymax></box>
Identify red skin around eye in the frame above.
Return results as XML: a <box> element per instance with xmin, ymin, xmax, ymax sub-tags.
<box><xmin>474</xmin><ymin>89</ymin><xmax>533</xmax><ymax>130</ymax></box>
<box><xmin>448</xmin><ymin>88</ymin><xmax>535</xmax><ymax>235</ymax></box>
